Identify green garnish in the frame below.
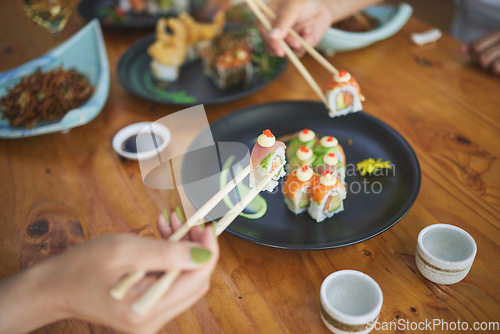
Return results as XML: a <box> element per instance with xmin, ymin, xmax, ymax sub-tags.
<box><xmin>220</xmin><ymin>155</ymin><xmax>267</xmax><ymax>219</ymax></box>
<box><xmin>144</xmin><ymin>74</ymin><xmax>196</xmax><ymax>104</ymax></box>
<box><xmin>356</xmin><ymin>158</ymin><xmax>392</xmax><ymax>176</ymax></box>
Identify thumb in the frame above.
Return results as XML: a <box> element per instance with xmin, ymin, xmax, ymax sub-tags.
<box><xmin>269</xmin><ymin>0</ymin><xmax>303</xmax><ymax>40</ymax></box>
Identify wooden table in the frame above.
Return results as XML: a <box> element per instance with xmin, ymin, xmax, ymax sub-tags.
<box><xmin>1</xmin><ymin>2</ymin><xmax>499</xmax><ymax>333</ymax></box>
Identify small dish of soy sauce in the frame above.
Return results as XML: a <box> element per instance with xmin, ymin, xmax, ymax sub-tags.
<box><xmin>112</xmin><ymin>122</ymin><xmax>171</xmax><ymax>160</ymax></box>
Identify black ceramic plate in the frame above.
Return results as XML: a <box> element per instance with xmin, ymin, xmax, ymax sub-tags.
<box><xmin>78</xmin><ymin>0</ymin><xmax>165</xmax><ymax>29</ymax></box>
<box><xmin>181</xmin><ymin>101</ymin><xmax>421</xmax><ymax>250</ymax></box>
<box><xmin>117</xmin><ymin>34</ymin><xmax>287</xmax><ymax>105</ymax></box>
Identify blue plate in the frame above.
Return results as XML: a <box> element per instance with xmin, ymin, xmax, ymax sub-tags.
<box><xmin>0</xmin><ymin>19</ymin><xmax>110</xmax><ymax>138</ymax></box>
<box><xmin>317</xmin><ymin>3</ymin><xmax>413</xmax><ymax>53</ymax></box>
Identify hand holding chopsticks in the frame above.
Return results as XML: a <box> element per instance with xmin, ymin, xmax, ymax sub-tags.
<box><xmin>110</xmin><ymin>162</ymin><xmax>282</xmax><ymax>314</ymax></box>
<box><xmin>244</xmin><ymin>0</ymin><xmax>339</xmax><ymax>112</ymax></box>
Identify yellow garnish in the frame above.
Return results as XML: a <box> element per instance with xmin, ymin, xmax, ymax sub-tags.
<box><xmin>356</xmin><ymin>158</ymin><xmax>392</xmax><ymax>176</ymax></box>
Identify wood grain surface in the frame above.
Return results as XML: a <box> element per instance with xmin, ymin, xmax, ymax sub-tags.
<box><xmin>1</xmin><ymin>1</ymin><xmax>499</xmax><ymax>333</ymax></box>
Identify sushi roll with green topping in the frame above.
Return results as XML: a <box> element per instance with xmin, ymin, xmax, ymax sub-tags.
<box><xmin>286</xmin><ymin>128</ymin><xmax>316</xmax><ymax>159</ymax></box>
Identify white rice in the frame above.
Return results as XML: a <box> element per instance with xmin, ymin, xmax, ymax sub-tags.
<box><xmin>151</xmin><ymin>60</ymin><xmax>179</xmax><ymax>82</ymax></box>
<box><xmin>308</xmin><ymin>188</ymin><xmax>346</xmax><ymax>223</ymax></box>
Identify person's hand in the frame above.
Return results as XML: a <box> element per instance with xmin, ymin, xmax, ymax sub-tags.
<box><xmin>462</xmin><ymin>30</ymin><xmax>500</xmax><ymax>75</ymax></box>
<box><xmin>0</xmin><ymin>211</ymin><xmax>219</xmax><ymax>334</ymax></box>
<box><xmin>260</xmin><ymin>0</ymin><xmax>335</xmax><ymax>57</ymax></box>
<box><xmin>260</xmin><ymin>0</ymin><xmax>381</xmax><ymax>57</ymax></box>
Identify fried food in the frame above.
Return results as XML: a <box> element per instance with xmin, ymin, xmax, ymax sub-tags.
<box><xmin>0</xmin><ymin>66</ymin><xmax>94</xmax><ymax>128</ymax></box>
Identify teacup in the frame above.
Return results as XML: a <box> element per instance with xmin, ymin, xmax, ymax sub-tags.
<box><xmin>415</xmin><ymin>223</ymin><xmax>477</xmax><ymax>285</ymax></box>
<box><xmin>320</xmin><ymin>270</ymin><xmax>383</xmax><ymax>334</ymax></box>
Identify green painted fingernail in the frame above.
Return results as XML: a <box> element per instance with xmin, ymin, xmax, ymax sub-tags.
<box><xmin>163</xmin><ymin>209</ymin><xmax>170</xmax><ymax>225</ymax></box>
<box><xmin>191</xmin><ymin>247</ymin><xmax>212</xmax><ymax>263</ymax></box>
<box><xmin>175</xmin><ymin>207</ymin><xmax>185</xmax><ymax>223</ymax></box>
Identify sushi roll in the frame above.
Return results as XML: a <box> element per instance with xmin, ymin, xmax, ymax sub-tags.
<box><xmin>325</xmin><ymin>70</ymin><xmax>364</xmax><ymax>117</ymax></box>
<box><xmin>313</xmin><ymin>151</ymin><xmax>346</xmax><ymax>183</ymax></box>
<box><xmin>249</xmin><ymin>129</ymin><xmax>287</xmax><ymax>192</ymax></box>
<box><xmin>313</xmin><ymin>136</ymin><xmax>346</xmax><ymax>164</ymax></box>
<box><xmin>286</xmin><ymin>145</ymin><xmax>316</xmax><ymax>173</ymax></box>
<box><xmin>283</xmin><ymin>165</ymin><xmax>314</xmax><ymax>214</ymax></box>
<box><xmin>308</xmin><ymin>171</ymin><xmax>347</xmax><ymax>223</ymax></box>
<box><xmin>202</xmin><ymin>31</ymin><xmax>254</xmax><ymax>90</ymax></box>
<box><xmin>285</xmin><ymin>128</ymin><xmax>316</xmax><ymax>159</ymax></box>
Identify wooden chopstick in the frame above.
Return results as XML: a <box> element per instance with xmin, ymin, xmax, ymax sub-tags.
<box><xmin>252</xmin><ymin>0</ymin><xmax>339</xmax><ymax>76</ymax></box>
<box><xmin>109</xmin><ymin>165</ymin><xmax>251</xmax><ymax>301</ymax></box>
<box><xmin>243</xmin><ymin>0</ymin><xmax>330</xmax><ymax>110</ymax></box>
<box><xmin>131</xmin><ymin>162</ymin><xmax>283</xmax><ymax>314</ymax></box>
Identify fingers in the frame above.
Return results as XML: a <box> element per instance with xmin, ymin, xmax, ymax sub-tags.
<box><xmin>271</xmin><ymin>0</ymin><xmax>304</xmax><ymax>40</ymax></box>
<box><xmin>466</xmin><ymin>30</ymin><xmax>500</xmax><ymax>75</ymax></box>
<box><xmin>260</xmin><ymin>0</ymin><xmax>305</xmax><ymax>57</ymax></box>
<box><xmin>477</xmin><ymin>44</ymin><xmax>500</xmax><ymax>72</ymax></box>
<box><xmin>115</xmin><ymin>236</ymin><xmax>213</xmax><ymax>272</ymax></box>
<box><xmin>469</xmin><ymin>30</ymin><xmax>500</xmax><ymax>55</ymax></box>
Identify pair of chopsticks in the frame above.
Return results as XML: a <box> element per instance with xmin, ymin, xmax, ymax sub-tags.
<box><xmin>110</xmin><ymin>162</ymin><xmax>283</xmax><ymax>315</ymax></box>
<box><xmin>244</xmin><ymin>0</ymin><xmax>339</xmax><ymax>112</ymax></box>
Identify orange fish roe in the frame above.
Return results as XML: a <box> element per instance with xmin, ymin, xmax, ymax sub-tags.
<box><xmin>328</xmin><ymin>153</ymin><xmax>335</xmax><ymax>157</ymax></box>
<box><xmin>322</xmin><ymin>171</ymin><xmax>333</xmax><ymax>176</ymax></box>
<box><xmin>338</xmin><ymin>70</ymin><xmax>348</xmax><ymax>78</ymax></box>
<box><xmin>303</xmin><ymin>128</ymin><xmax>309</xmax><ymax>134</ymax></box>
<box><xmin>327</xmin><ymin>136</ymin><xmax>334</xmax><ymax>142</ymax></box>
<box><xmin>300</xmin><ymin>145</ymin><xmax>309</xmax><ymax>152</ymax></box>
<box><xmin>302</xmin><ymin>165</ymin><xmax>309</xmax><ymax>172</ymax></box>
<box><xmin>263</xmin><ymin>129</ymin><xmax>274</xmax><ymax>138</ymax></box>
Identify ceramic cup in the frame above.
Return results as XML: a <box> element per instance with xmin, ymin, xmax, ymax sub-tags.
<box><xmin>415</xmin><ymin>224</ymin><xmax>477</xmax><ymax>285</ymax></box>
<box><xmin>320</xmin><ymin>270</ymin><xmax>383</xmax><ymax>334</ymax></box>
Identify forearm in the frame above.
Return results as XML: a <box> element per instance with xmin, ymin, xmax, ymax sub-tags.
<box><xmin>327</xmin><ymin>0</ymin><xmax>383</xmax><ymax>22</ymax></box>
<box><xmin>0</xmin><ymin>261</ymin><xmax>66</xmax><ymax>333</ymax></box>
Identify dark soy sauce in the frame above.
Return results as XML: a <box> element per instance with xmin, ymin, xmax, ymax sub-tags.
<box><xmin>122</xmin><ymin>133</ymin><xmax>163</xmax><ymax>153</ymax></box>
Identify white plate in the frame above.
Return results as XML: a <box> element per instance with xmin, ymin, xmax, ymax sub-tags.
<box><xmin>112</xmin><ymin>122</ymin><xmax>171</xmax><ymax>160</ymax></box>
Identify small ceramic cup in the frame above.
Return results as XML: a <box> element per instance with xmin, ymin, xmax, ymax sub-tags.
<box><xmin>320</xmin><ymin>270</ymin><xmax>383</xmax><ymax>334</ymax></box>
<box><xmin>415</xmin><ymin>223</ymin><xmax>477</xmax><ymax>285</ymax></box>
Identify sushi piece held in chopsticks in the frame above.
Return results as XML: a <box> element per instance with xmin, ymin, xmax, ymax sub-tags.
<box><xmin>313</xmin><ymin>151</ymin><xmax>346</xmax><ymax>183</ymax></box>
<box><xmin>286</xmin><ymin>145</ymin><xmax>316</xmax><ymax>173</ymax></box>
<box><xmin>283</xmin><ymin>165</ymin><xmax>315</xmax><ymax>214</ymax></box>
<box><xmin>249</xmin><ymin>129</ymin><xmax>287</xmax><ymax>192</ymax></box>
<box><xmin>285</xmin><ymin>128</ymin><xmax>316</xmax><ymax>160</ymax></box>
<box><xmin>325</xmin><ymin>70</ymin><xmax>364</xmax><ymax>117</ymax></box>
<box><xmin>308</xmin><ymin>171</ymin><xmax>347</xmax><ymax>223</ymax></box>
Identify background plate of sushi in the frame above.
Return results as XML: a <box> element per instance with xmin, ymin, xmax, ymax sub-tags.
<box><xmin>116</xmin><ymin>33</ymin><xmax>287</xmax><ymax>106</ymax></box>
<box><xmin>78</xmin><ymin>0</ymin><xmax>184</xmax><ymax>29</ymax></box>
<box><xmin>181</xmin><ymin>101</ymin><xmax>421</xmax><ymax>250</ymax></box>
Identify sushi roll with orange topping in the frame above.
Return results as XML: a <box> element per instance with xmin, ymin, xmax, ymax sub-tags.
<box><xmin>286</xmin><ymin>128</ymin><xmax>317</xmax><ymax>159</ymax></box>
<box><xmin>325</xmin><ymin>70</ymin><xmax>364</xmax><ymax>117</ymax></box>
<box><xmin>283</xmin><ymin>165</ymin><xmax>315</xmax><ymax>214</ymax></box>
<box><xmin>249</xmin><ymin>129</ymin><xmax>287</xmax><ymax>192</ymax></box>
<box><xmin>308</xmin><ymin>171</ymin><xmax>347</xmax><ymax>223</ymax></box>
